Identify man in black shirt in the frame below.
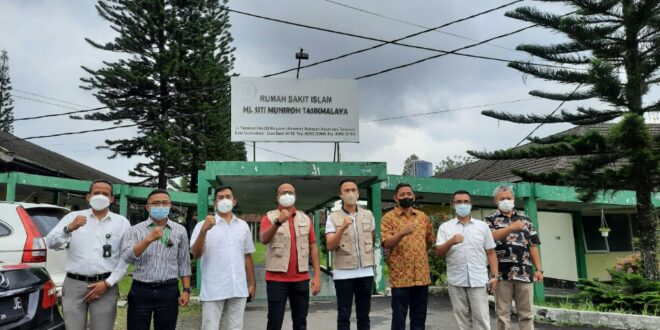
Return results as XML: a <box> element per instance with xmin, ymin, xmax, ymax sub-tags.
<box><xmin>484</xmin><ymin>185</ymin><xmax>543</xmax><ymax>330</ymax></box>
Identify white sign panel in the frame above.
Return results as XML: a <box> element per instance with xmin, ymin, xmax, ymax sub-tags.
<box><xmin>231</xmin><ymin>77</ymin><xmax>359</xmax><ymax>142</ymax></box>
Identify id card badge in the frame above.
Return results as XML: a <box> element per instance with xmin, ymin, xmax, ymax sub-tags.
<box><xmin>102</xmin><ymin>244</ymin><xmax>112</xmax><ymax>258</ymax></box>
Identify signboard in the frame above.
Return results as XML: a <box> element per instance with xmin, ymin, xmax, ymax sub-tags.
<box><xmin>231</xmin><ymin>77</ymin><xmax>359</xmax><ymax>142</ymax></box>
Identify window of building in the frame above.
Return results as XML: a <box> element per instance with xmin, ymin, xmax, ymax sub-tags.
<box><xmin>583</xmin><ymin>214</ymin><xmax>633</xmax><ymax>252</ymax></box>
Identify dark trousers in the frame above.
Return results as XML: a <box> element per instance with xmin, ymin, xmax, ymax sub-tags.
<box><xmin>334</xmin><ymin>276</ymin><xmax>373</xmax><ymax>330</ymax></box>
<box><xmin>266</xmin><ymin>280</ymin><xmax>310</xmax><ymax>330</ymax></box>
<box><xmin>391</xmin><ymin>285</ymin><xmax>429</xmax><ymax>330</ymax></box>
<box><xmin>127</xmin><ymin>281</ymin><xmax>179</xmax><ymax>330</ymax></box>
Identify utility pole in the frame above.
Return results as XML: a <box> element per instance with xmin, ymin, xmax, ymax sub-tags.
<box><xmin>295</xmin><ymin>48</ymin><xmax>308</xmax><ymax>79</ymax></box>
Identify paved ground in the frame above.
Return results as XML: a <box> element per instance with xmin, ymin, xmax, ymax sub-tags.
<box><xmin>169</xmin><ymin>295</ymin><xmax>615</xmax><ymax>330</ymax></box>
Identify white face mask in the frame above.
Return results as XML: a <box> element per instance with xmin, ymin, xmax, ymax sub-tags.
<box><xmin>498</xmin><ymin>199</ymin><xmax>515</xmax><ymax>212</ymax></box>
<box><xmin>90</xmin><ymin>194</ymin><xmax>110</xmax><ymax>211</ymax></box>
<box><xmin>341</xmin><ymin>192</ymin><xmax>359</xmax><ymax>205</ymax></box>
<box><xmin>454</xmin><ymin>203</ymin><xmax>472</xmax><ymax>217</ymax></box>
<box><xmin>278</xmin><ymin>194</ymin><xmax>296</xmax><ymax>207</ymax></box>
<box><xmin>217</xmin><ymin>198</ymin><xmax>233</xmax><ymax>214</ymax></box>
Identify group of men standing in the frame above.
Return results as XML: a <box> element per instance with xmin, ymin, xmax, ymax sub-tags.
<box><xmin>378</xmin><ymin>183</ymin><xmax>543</xmax><ymax>330</ymax></box>
<box><xmin>46</xmin><ymin>178</ymin><xmax>542</xmax><ymax>330</ymax></box>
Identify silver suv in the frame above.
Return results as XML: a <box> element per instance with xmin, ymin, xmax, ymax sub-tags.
<box><xmin>0</xmin><ymin>202</ymin><xmax>69</xmax><ymax>294</ymax></box>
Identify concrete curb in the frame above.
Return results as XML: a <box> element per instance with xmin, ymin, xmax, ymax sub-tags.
<box><xmin>535</xmin><ymin>306</ymin><xmax>660</xmax><ymax>330</ymax></box>
<box><xmin>486</xmin><ymin>295</ymin><xmax>659</xmax><ymax>329</ymax></box>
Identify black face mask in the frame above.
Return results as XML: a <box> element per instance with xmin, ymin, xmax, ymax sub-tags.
<box><xmin>398</xmin><ymin>198</ymin><xmax>414</xmax><ymax>208</ymax></box>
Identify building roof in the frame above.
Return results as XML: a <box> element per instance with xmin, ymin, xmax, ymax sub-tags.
<box><xmin>435</xmin><ymin>123</ymin><xmax>660</xmax><ymax>182</ymax></box>
<box><xmin>0</xmin><ymin>131</ymin><xmax>125</xmax><ymax>183</ymax></box>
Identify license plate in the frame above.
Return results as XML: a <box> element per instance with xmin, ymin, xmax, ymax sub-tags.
<box><xmin>0</xmin><ymin>296</ymin><xmax>25</xmax><ymax>325</ymax></box>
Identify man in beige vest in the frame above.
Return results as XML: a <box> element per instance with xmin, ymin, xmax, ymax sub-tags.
<box><xmin>326</xmin><ymin>179</ymin><xmax>375</xmax><ymax>330</ymax></box>
<box><xmin>259</xmin><ymin>182</ymin><xmax>321</xmax><ymax>330</ymax></box>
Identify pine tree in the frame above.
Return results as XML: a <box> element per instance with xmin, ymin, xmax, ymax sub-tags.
<box><xmin>80</xmin><ymin>0</ymin><xmax>244</xmax><ymax>188</ymax></box>
<box><xmin>469</xmin><ymin>0</ymin><xmax>660</xmax><ymax>280</ymax></box>
<box><xmin>0</xmin><ymin>49</ymin><xmax>14</xmax><ymax>133</ymax></box>
<box><xmin>174</xmin><ymin>0</ymin><xmax>245</xmax><ymax>194</ymax></box>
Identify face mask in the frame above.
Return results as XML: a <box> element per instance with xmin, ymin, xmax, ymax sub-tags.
<box><xmin>498</xmin><ymin>199</ymin><xmax>515</xmax><ymax>212</ymax></box>
<box><xmin>454</xmin><ymin>203</ymin><xmax>472</xmax><ymax>217</ymax></box>
<box><xmin>150</xmin><ymin>206</ymin><xmax>170</xmax><ymax>220</ymax></box>
<box><xmin>398</xmin><ymin>197</ymin><xmax>414</xmax><ymax>208</ymax></box>
<box><xmin>217</xmin><ymin>198</ymin><xmax>233</xmax><ymax>214</ymax></box>
<box><xmin>341</xmin><ymin>192</ymin><xmax>359</xmax><ymax>205</ymax></box>
<box><xmin>278</xmin><ymin>194</ymin><xmax>296</xmax><ymax>207</ymax></box>
<box><xmin>90</xmin><ymin>195</ymin><xmax>110</xmax><ymax>211</ymax></box>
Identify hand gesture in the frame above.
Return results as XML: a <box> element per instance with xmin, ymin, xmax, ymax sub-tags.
<box><xmin>451</xmin><ymin>234</ymin><xmax>464</xmax><ymax>245</ymax></box>
<box><xmin>83</xmin><ymin>281</ymin><xmax>109</xmax><ymax>303</ymax></box>
<box><xmin>179</xmin><ymin>291</ymin><xmax>190</xmax><ymax>306</ymax></box>
<box><xmin>509</xmin><ymin>220</ymin><xmax>526</xmax><ymax>231</ymax></box>
<box><xmin>201</xmin><ymin>215</ymin><xmax>216</xmax><ymax>232</ymax></box>
<box><xmin>277</xmin><ymin>209</ymin><xmax>290</xmax><ymax>223</ymax></box>
<box><xmin>401</xmin><ymin>223</ymin><xmax>415</xmax><ymax>236</ymax></box>
<box><xmin>69</xmin><ymin>215</ymin><xmax>87</xmax><ymax>232</ymax></box>
<box><xmin>148</xmin><ymin>226</ymin><xmax>164</xmax><ymax>242</ymax></box>
<box><xmin>533</xmin><ymin>270</ymin><xmax>544</xmax><ymax>283</ymax></box>
<box><xmin>340</xmin><ymin>217</ymin><xmax>353</xmax><ymax>231</ymax></box>
<box><xmin>488</xmin><ymin>277</ymin><xmax>499</xmax><ymax>293</ymax></box>
<box><xmin>248</xmin><ymin>284</ymin><xmax>256</xmax><ymax>300</ymax></box>
<box><xmin>311</xmin><ymin>276</ymin><xmax>321</xmax><ymax>296</ymax></box>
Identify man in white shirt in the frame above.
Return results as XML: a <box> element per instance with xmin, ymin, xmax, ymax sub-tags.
<box><xmin>435</xmin><ymin>190</ymin><xmax>499</xmax><ymax>330</ymax></box>
<box><xmin>46</xmin><ymin>179</ymin><xmax>130</xmax><ymax>330</ymax></box>
<box><xmin>190</xmin><ymin>186</ymin><xmax>256</xmax><ymax>330</ymax></box>
<box><xmin>325</xmin><ymin>179</ymin><xmax>375</xmax><ymax>330</ymax></box>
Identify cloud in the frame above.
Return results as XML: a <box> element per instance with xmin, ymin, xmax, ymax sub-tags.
<box><xmin>1</xmin><ymin>0</ymin><xmax>617</xmax><ymax>182</ymax></box>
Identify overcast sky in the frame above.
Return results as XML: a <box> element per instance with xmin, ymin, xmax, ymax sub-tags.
<box><xmin>1</xmin><ymin>0</ymin><xmax>655</xmax><ymax>182</ymax></box>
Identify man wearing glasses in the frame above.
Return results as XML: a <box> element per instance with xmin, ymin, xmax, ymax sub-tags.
<box><xmin>435</xmin><ymin>190</ymin><xmax>499</xmax><ymax>330</ymax></box>
<box><xmin>118</xmin><ymin>188</ymin><xmax>192</xmax><ymax>330</ymax></box>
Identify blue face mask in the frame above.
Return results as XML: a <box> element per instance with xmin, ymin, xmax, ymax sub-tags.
<box><xmin>150</xmin><ymin>207</ymin><xmax>170</xmax><ymax>220</ymax></box>
<box><xmin>455</xmin><ymin>203</ymin><xmax>472</xmax><ymax>217</ymax></box>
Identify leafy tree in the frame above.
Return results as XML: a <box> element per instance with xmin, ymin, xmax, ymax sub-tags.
<box><xmin>402</xmin><ymin>154</ymin><xmax>419</xmax><ymax>176</ymax></box>
<box><xmin>433</xmin><ymin>155</ymin><xmax>474</xmax><ymax>176</ymax></box>
<box><xmin>469</xmin><ymin>0</ymin><xmax>660</xmax><ymax>279</ymax></box>
<box><xmin>0</xmin><ymin>49</ymin><xmax>14</xmax><ymax>133</ymax></box>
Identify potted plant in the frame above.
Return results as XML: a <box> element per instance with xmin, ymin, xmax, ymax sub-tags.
<box><xmin>599</xmin><ymin>227</ymin><xmax>611</xmax><ymax>237</ymax></box>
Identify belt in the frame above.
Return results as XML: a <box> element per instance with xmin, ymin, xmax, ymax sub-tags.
<box><xmin>66</xmin><ymin>272</ymin><xmax>111</xmax><ymax>282</ymax></box>
<box><xmin>132</xmin><ymin>279</ymin><xmax>178</xmax><ymax>288</ymax></box>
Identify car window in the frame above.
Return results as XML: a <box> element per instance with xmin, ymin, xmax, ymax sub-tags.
<box><xmin>24</xmin><ymin>208</ymin><xmax>67</xmax><ymax>236</ymax></box>
<box><xmin>0</xmin><ymin>222</ymin><xmax>10</xmax><ymax>237</ymax></box>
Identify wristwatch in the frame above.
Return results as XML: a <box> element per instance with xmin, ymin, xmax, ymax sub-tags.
<box><xmin>63</xmin><ymin>225</ymin><xmax>71</xmax><ymax>235</ymax></box>
<box><xmin>275</xmin><ymin>220</ymin><xmax>283</xmax><ymax>226</ymax></box>
<box><xmin>182</xmin><ymin>287</ymin><xmax>191</xmax><ymax>293</ymax></box>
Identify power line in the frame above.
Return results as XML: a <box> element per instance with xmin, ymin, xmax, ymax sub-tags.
<box><xmin>11</xmin><ymin>103</ymin><xmax>107</xmax><ymax>122</ymax></box>
<box><xmin>8</xmin><ymin>83</ymin><xmax>234</xmax><ymax>123</ymax></box>
<box><xmin>467</xmin><ymin>84</ymin><xmax>585</xmax><ymax>180</ymax></box>
<box><xmin>13</xmin><ymin>95</ymin><xmax>87</xmax><ymax>112</ymax></box>
<box><xmin>261</xmin><ymin>0</ymin><xmax>522</xmax><ymax>77</ymax></box>
<box><xmin>324</xmin><ymin>0</ymin><xmax>518</xmax><ymax>52</ymax></box>
<box><xmin>0</xmin><ymin>106</ymin><xmax>224</xmax><ymax>143</ymax></box>
<box><xmin>355</xmin><ymin>24</ymin><xmax>537</xmax><ymax>80</ymax></box>
<box><xmin>13</xmin><ymin>89</ymin><xmax>93</xmax><ymax>108</ymax></box>
<box><xmin>364</xmin><ymin>97</ymin><xmax>538</xmax><ymax>123</ymax></box>
<box><xmin>225</xmin><ymin>7</ymin><xmax>582</xmax><ymax>77</ymax></box>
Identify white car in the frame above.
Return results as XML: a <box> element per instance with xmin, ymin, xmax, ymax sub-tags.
<box><xmin>0</xmin><ymin>202</ymin><xmax>69</xmax><ymax>294</ymax></box>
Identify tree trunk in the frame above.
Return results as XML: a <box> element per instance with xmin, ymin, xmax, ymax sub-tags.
<box><xmin>635</xmin><ymin>187</ymin><xmax>659</xmax><ymax>280</ymax></box>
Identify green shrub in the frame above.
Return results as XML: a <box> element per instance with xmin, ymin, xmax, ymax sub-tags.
<box><xmin>576</xmin><ymin>270</ymin><xmax>660</xmax><ymax>316</ymax></box>
<box><xmin>429</xmin><ymin>215</ymin><xmax>447</xmax><ymax>286</ymax></box>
